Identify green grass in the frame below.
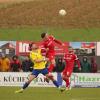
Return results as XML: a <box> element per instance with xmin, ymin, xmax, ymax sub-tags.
<box><xmin>0</xmin><ymin>87</ymin><xmax>100</xmax><ymax>100</ymax></box>
<box><xmin>0</xmin><ymin>27</ymin><xmax>100</xmax><ymax>41</ymax></box>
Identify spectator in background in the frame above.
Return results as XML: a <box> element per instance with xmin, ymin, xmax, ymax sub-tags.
<box><xmin>0</xmin><ymin>53</ymin><xmax>10</xmax><ymax>72</ymax></box>
<box><xmin>81</xmin><ymin>56</ymin><xmax>91</xmax><ymax>73</ymax></box>
<box><xmin>73</xmin><ymin>59</ymin><xmax>81</xmax><ymax>73</ymax></box>
<box><xmin>54</xmin><ymin>57</ymin><xmax>65</xmax><ymax>72</ymax></box>
<box><xmin>90</xmin><ymin>57</ymin><xmax>97</xmax><ymax>73</ymax></box>
<box><xmin>54</xmin><ymin>57</ymin><xmax>65</xmax><ymax>86</ymax></box>
<box><xmin>22</xmin><ymin>56</ymin><xmax>34</xmax><ymax>72</ymax></box>
<box><xmin>10</xmin><ymin>55</ymin><xmax>21</xmax><ymax>72</ymax></box>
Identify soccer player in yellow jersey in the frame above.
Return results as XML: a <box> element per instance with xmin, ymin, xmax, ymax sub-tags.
<box><xmin>15</xmin><ymin>43</ymin><xmax>61</xmax><ymax>93</ymax></box>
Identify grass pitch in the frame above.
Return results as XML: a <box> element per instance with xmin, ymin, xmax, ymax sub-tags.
<box><xmin>0</xmin><ymin>87</ymin><xmax>100</xmax><ymax>100</ymax></box>
<box><xmin>0</xmin><ymin>27</ymin><xmax>100</xmax><ymax>41</ymax></box>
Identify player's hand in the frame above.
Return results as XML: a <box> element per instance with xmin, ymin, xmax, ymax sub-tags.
<box><xmin>79</xmin><ymin>67</ymin><xmax>81</xmax><ymax>71</ymax></box>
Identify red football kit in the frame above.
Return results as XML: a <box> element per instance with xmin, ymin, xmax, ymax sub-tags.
<box><xmin>63</xmin><ymin>53</ymin><xmax>81</xmax><ymax>77</ymax></box>
<box><xmin>42</xmin><ymin>35</ymin><xmax>62</xmax><ymax>72</ymax></box>
<box><xmin>42</xmin><ymin>35</ymin><xmax>62</xmax><ymax>60</ymax></box>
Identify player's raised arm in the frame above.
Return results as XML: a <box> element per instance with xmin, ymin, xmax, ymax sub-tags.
<box><xmin>53</xmin><ymin>38</ymin><xmax>63</xmax><ymax>45</ymax></box>
<box><xmin>50</xmin><ymin>35</ymin><xmax>63</xmax><ymax>45</ymax></box>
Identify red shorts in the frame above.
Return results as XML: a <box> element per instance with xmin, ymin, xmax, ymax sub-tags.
<box><xmin>47</xmin><ymin>52</ymin><xmax>55</xmax><ymax>61</ymax></box>
<box><xmin>63</xmin><ymin>67</ymin><xmax>73</xmax><ymax>77</ymax></box>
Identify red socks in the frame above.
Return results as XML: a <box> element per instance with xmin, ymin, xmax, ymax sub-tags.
<box><xmin>63</xmin><ymin>77</ymin><xmax>70</xmax><ymax>87</ymax></box>
<box><xmin>66</xmin><ymin>78</ymin><xmax>70</xmax><ymax>87</ymax></box>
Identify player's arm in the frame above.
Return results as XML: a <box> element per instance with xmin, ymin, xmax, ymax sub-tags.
<box><xmin>75</xmin><ymin>55</ymin><xmax>81</xmax><ymax>70</ymax></box>
<box><xmin>29</xmin><ymin>54</ymin><xmax>41</xmax><ymax>63</ymax></box>
<box><xmin>54</xmin><ymin>39</ymin><xmax>63</xmax><ymax>45</ymax></box>
<box><xmin>30</xmin><ymin>52</ymin><xmax>48</xmax><ymax>63</ymax></box>
<box><xmin>76</xmin><ymin>59</ymin><xmax>81</xmax><ymax>69</ymax></box>
<box><xmin>50</xmin><ymin>35</ymin><xmax>63</xmax><ymax>45</ymax></box>
<box><xmin>54</xmin><ymin>38</ymin><xmax>63</xmax><ymax>45</ymax></box>
<box><xmin>34</xmin><ymin>57</ymin><xmax>48</xmax><ymax>63</ymax></box>
<box><xmin>63</xmin><ymin>54</ymin><xmax>67</xmax><ymax>70</ymax></box>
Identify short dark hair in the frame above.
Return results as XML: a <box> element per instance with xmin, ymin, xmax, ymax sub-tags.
<box><xmin>29</xmin><ymin>42</ymin><xmax>35</xmax><ymax>51</ymax></box>
<box><xmin>41</xmin><ymin>32</ymin><xmax>47</xmax><ymax>38</ymax></box>
<box><xmin>29</xmin><ymin>43</ymin><xmax>33</xmax><ymax>48</ymax></box>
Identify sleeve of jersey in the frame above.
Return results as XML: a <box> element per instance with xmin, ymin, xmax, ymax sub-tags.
<box><xmin>75</xmin><ymin>55</ymin><xmax>81</xmax><ymax>68</ymax></box>
<box><xmin>52</xmin><ymin>36</ymin><xmax>62</xmax><ymax>45</ymax></box>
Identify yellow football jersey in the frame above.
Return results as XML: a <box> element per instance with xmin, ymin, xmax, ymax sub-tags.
<box><xmin>30</xmin><ymin>49</ymin><xmax>46</xmax><ymax>69</ymax></box>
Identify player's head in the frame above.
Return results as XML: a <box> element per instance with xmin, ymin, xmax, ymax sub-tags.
<box><xmin>32</xmin><ymin>43</ymin><xmax>38</xmax><ymax>50</ymax></box>
<box><xmin>41</xmin><ymin>32</ymin><xmax>49</xmax><ymax>40</ymax></box>
<box><xmin>68</xmin><ymin>46</ymin><xmax>74</xmax><ymax>53</ymax></box>
<box><xmin>29</xmin><ymin>43</ymin><xmax>38</xmax><ymax>50</ymax></box>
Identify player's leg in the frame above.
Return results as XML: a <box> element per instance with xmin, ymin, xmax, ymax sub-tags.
<box><xmin>46</xmin><ymin>74</ymin><xmax>60</xmax><ymax>88</ymax></box>
<box><xmin>22</xmin><ymin>74</ymin><xmax>36</xmax><ymax>90</ymax></box>
<box><xmin>42</xmin><ymin>68</ymin><xmax>59</xmax><ymax>88</ymax></box>
<box><xmin>44</xmin><ymin>55</ymin><xmax>55</xmax><ymax>83</ymax></box>
<box><xmin>62</xmin><ymin>74</ymin><xmax>70</xmax><ymax>88</ymax></box>
<box><xmin>15</xmin><ymin>70</ymin><xmax>39</xmax><ymax>93</ymax></box>
<box><xmin>62</xmin><ymin>69</ymin><xmax>72</xmax><ymax>90</ymax></box>
<box><xmin>48</xmin><ymin>54</ymin><xmax>55</xmax><ymax>72</ymax></box>
<box><xmin>15</xmin><ymin>74</ymin><xmax>36</xmax><ymax>93</ymax></box>
<box><xmin>48</xmin><ymin>59</ymin><xmax>55</xmax><ymax>72</ymax></box>
<box><xmin>22</xmin><ymin>69</ymin><xmax>40</xmax><ymax>90</ymax></box>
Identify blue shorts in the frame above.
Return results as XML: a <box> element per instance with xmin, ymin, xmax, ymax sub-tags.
<box><xmin>32</xmin><ymin>68</ymin><xmax>48</xmax><ymax>77</ymax></box>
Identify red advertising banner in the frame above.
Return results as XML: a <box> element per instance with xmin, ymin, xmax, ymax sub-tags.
<box><xmin>16</xmin><ymin>41</ymin><xmax>69</xmax><ymax>56</ymax></box>
<box><xmin>81</xmin><ymin>42</ymin><xmax>95</xmax><ymax>49</ymax></box>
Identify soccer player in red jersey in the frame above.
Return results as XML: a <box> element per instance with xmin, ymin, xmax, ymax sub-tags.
<box><xmin>41</xmin><ymin>32</ymin><xmax>64</xmax><ymax>73</ymax></box>
<box><xmin>62</xmin><ymin>47</ymin><xmax>81</xmax><ymax>90</ymax></box>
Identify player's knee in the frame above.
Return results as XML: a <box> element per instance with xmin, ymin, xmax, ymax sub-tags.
<box><xmin>29</xmin><ymin>75</ymin><xmax>36</xmax><ymax>82</ymax></box>
<box><xmin>66</xmin><ymin>72</ymin><xmax>71</xmax><ymax>77</ymax></box>
<box><xmin>47</xmin><ymin>74</ymin><xmax>54</xmax><ymax>81</ymax></box>
<box><xmin>27</xmin><ymin>80</ymin><xmax>31</xmax><ymax>84</ymax></box>
<box><xmin>62</xmin><ymin>75</ymin><xmax>69</xmax><ymax>80</ymax></box>
<box><xmin>62</xmin><ymin>75</ymin><xmax>66</xmax><ymax>80</ymax></box>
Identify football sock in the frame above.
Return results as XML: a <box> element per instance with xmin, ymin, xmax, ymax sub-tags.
<box><xmin>53</xmin><ymin>80</ymin><xmax>59</xmax><ymax>88</ymax></box>
<box><xmin>22</xmin><ymin>82</ymin><xmax>30</xmax><ymax>89</ymax></box>
<box><xmin>66</xmin><ymin>79</ymin><xmax>70</xmax><ymax>87</ymax></box>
